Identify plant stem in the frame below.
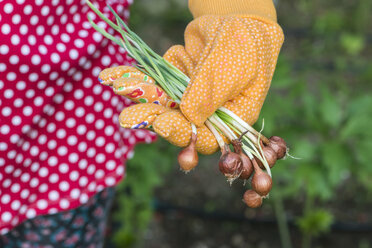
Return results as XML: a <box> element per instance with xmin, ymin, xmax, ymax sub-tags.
<box><xmin>272</xmin><ymin>193</ymin><xmax>293</xmax><ymax>248</ymax></box>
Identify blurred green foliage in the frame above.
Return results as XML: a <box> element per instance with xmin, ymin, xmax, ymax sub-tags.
<box><xmin>112</xmin><ymin>139</ymin><xmax>178</xmax><ymax>247</ymax></box>
<box><xmin>111</xmin><ymin>0</ymin><xmax>372</xmax><ymax>246</ymax></box>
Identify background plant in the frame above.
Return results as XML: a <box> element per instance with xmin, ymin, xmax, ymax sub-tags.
<box><xmin>108</xmin><ymin>0</ymin><xmax>372</xmax><ymax>247</ymax></box>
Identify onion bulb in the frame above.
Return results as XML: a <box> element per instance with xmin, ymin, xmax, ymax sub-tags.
<box><xmin>243</xmin><ymin>190</ymin><xmax>263</xmax><ymax>208</ymax></box>
<box><xmin>268</xmin><ymin>136</ymin><xmax>287</xmax><ymax>159</ymax></box>
<box><xmin>178</xmin><ymin>133</ymin><xmax>198</xmax><ymax>173</ymax></box>
<box><xmin>251</xmin><ymin>159</ymin><xmax>272</xmax><ymax>196</ymax></box>
<box><xmin>219</xmin><ymin>144</ymin><xmax>243</xmax><ymax>181</ymax></box>
<box><xmin>232</xmin><ymin>140</ymin><xmax>253</xmax><ymax>180</ymax></box>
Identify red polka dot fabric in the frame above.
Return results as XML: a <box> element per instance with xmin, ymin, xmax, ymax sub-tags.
<box><xmin>0</xmin><ymin>0</ymin><xmax>156</xmax><ymax>234</ymax></box>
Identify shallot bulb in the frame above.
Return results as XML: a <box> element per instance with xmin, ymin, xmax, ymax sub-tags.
<box><xmin>251</xmin><ymin>159</ymin><xmax>272</xmax><ymax>196</ymax></box>
<box><xmin>243</xmin><ymin>189</ymin><xmax>263</xmax><ymax>208</ymax></box>
<box><xmin>178</xmin><ymin>133</ymin><xmax>198</xmax><ymax>173</ymax></box>
<box><xmin>268</xmin><ymin>136</ymin><xmax>287</xmax><ymax>159</ymax></box>
<box><xmin>258</xmin><ymin>146</ymin><xmax>278</xmax><ymax>169</ymax></box>
<box><xmin>232</xmin><ymin>140</ymin><xmax>253</xmax><ymax>180</ymax></box>
<box><xmin>219</xmin><ymin>144</ymin><xmax>243</xmax><ymax>181</ymax></box>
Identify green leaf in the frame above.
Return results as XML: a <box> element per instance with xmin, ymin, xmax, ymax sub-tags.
<box><xmin>297</xmin><ymin>209</ymin><xmax>334</xmax><ymax>236</ymax></box>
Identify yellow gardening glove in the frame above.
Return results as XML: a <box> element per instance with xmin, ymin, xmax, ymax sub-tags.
<box><xmin>99</xmin><ymin>66</ymin><xmax>222</xmax><ymax>155</ymax></box>
<box><xmin>165</xmin><ymin>0</ymin><xmax>285</xmax><ymax>127</ymax></box>
<box><xmin>99</xmin><ymin>66</ymin><xmax>179</xmax><ymax>108</ymax></box>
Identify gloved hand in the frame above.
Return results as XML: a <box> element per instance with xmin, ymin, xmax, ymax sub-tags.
<box><xmin>99</xmin><ymin>66</ymin><xmax>222</xmax><ymax>155</ymax></box>
<box><xmin>100</xmin><ymin>0</ymin><xmax>284</xmax><ymax>155</ymax></box>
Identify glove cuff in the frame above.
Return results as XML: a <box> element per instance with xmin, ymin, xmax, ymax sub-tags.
<box><xmin>188</xmin><ymin>0</ymin><xmax>277</xmax><ymax>22</ymax></box>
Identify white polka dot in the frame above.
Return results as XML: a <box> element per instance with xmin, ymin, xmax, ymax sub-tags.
<box><xmin>59</xmin><ymin>181</ymin><xmax>69</xmax><ymax>191</ymax></box>
<box><xmin>12</xmin><ymin>14</ymin><xmax>21</xmax><ymax>25</ymax></box>
<box><xmin>38</xmin><ymin>167</ymin><xmax>49</xmax><ymax>177</ymax></box>
<box><xmin>101</xmin><ymin>55</ymin><xmax>111</xmax><ymax>66</ymax></box>
<box><xmin>1</xmin><ymin>24</ymin><xmax>11</xmax><ymax>35</ymax></box>
<box><xmin>34</xmin><ymin>96</ymin><xmax>44</xmax><ymax>106</ymax></box>
<box><xmin>30</xmin><ymin>15</ymin><xmax>39</xmax><ymax>25</ymax></box>
<box><xmin>0</xmin><ymin>63</ymin><xmax>6</xmax><ymax>72</ymax></box>
<box><xmin>19</xmin><ymin>24</ymin><xmax>28</xmax><ymax>34</ymax></box>
<box><xmin>105</xmin><ymin>177</ymin><xmax>116</xmax><ymax>186</ymax></box>
<box><xmin>95</xmin><ymin>120</ymin><xmax>105</xmax><ymax>130</ymax></box>
<box><xmin>26</xmin><ymin>89</ymin><xmax>35</xmax><ymax>98</ymax></box>
<box><xmin>44</xmin><ymin>35</ymin><xmax>53</xmax><ymax>45</ymax></box>
<box><xmin>48</xmin><ymin>191</ymin><xmax>59</xmax><ymax>201</ymax></box>
<box><xmin>83</xmin><ymin>78</ymin><xmax>93</xmax><ymax>89</ymax></box>
<box><xmin>12</xmin><ymin>116</ymin><xmax>22</xmax><ymax>126</ymax></box>
<box><xmin>79</xmin><ymin>176</ymin><xmax>88</xmax><ymax>187</ymax></box>
<box><xmin>69</xmin><ymin>171</ymin><xmax>79</xmax><ymax>181</ymax></box>
<box><xmin>41</xmin><ymin>64</ymin><xmax>51</xmax><ymax>74</ymax></box>
<box><xmin>66</xmin><ymin>118</ymin><xmax>76</xmax><ymax>128</ymax></box>
<box><xmin>19</xmin><ymin>64</ymin><xmax>30</xmax><ymax>73</ymax></box>
<box><xmin>29</xmin><ymin>73</ymin><xmax>38</xmax><ymax>82</ymax></box>
<box><xmin>60</xmin><ymin>61</ymin><xmax>70</xmax><ymax>71</ymax></box>
<box><xmin>11</xmin><ymin>200</ymin><xmax>21</xmax><ymax>211</ymax></box>
<box><xmin>106</xmin><ymin>160</ymin><xmax>116</xmax><ymax>170</ymax></box>
<box><xmin>74</xmin><ymin>38</ymin><xmax>84</xmax><ymax>48</ymax></box>
<box><xmin>56</xmin><ymin>43</ymin><xmax>66</xmax><ymax>52</ymax></box>
<box><xmin>51</xmin><ymin>25</ymin><xmax>60</xmax><ymax>35</ymax></box>
<box><xmin>6</xmin><ymin>72</ymin><xmax>16</xmax><ymax>81</ymax></box>
<box><xmin>94</xmin><ymin>102</ymin><xmax>103</xmax><ymax>112</ymax></box>
<box><xmin>64</xmin><ymin>100</ymin><xmax>75</xmax><ymax>111</ymax></box>
<box><xmin>31</xmin><ymin>54</ymin><xmax>41</xmax><ymax>65</ymax></box>
<box><xmin>49</xmin><ymin>72</ymin><xmax>59</xmax><ymax>81</ymax></box>
<box><xmin>51</xmin><ymin>53</ymin><xmax>60</xmax><ymax>63</ymax></box>
<box><xmin>11</xmin><ymin>35</ymin><xmax>20</xmax><ymax>46</ymax></box>
<box><xmin>1</xmin><ymin>212</ymin><xmax>12</xmax><ymax>223</ymax></box>
<box><xmin>68</xmin><ymin>153</ymin><xmax>79</xmax><ymax>163</ymax></box>
<box><xmin>0</xmin><ymin>125</ymin><xmax>10</xmax><ymax>135</ymax></box>
<box><xmin>93</xmin><ymin>32</ymin><xmax>102</xmax><ymax>42</ymax></box>
<box><xmin>49</xmin><ymin>173</ymin><xmax>59</xmax><ymax>183</ymax></box>
<box><xmin>75</xmin><ymin>107</ymin><xmax>85</xmax><ymax>117</ymax></box>
<box><xmin>77</xmin><ymin>142</ymin><xmax>87</xmax><ymax>152</ymax></box>
<box><xmin>45</xmin><ymin>87</ymin><xmax>54</xmax><ymax>96</ymax></box>
<box><xmin>14</xmin><ymin>98</ymin><xmax>23</xmax><ymax>108</ymax></box>
<box><xmin>4</xmin><ymin>89</ymin><xmax>14</xmax><ymax>99</ymax></box>
<box><xmin>59</xmin><ymin>163</ymin><xmax>69</xmax><ymax>173</ymax></box>
<box><xmin>86</xmin><ymin>130</ymin><xmax>96</xmax><ymax>140</ymax></box>
<box><xmin>69</xmin><ymin>49</ymin><xmax>79</xmax><ymax>60</ymax></box>
<box><xmin>78</xmin><ymin>159</ymin><xmax>88</xmax><ymax>170</ymax></box>
<box><xmin>95</xmin><ymin>153</ymin><xmax>106</xmax><ymax>164</ymax></box>
<box><xmin>95</xmin><ymin>170</ymin><xmax>104</xmax><ymax>179</ymax></box>
<box><xmin>41</xmin><ymin>5</ymin><xmax>49</xmax><ymax>15</ymax></box>
<box><xmin>28</xmin><ymin>35</ymin><xmax>36</xmax><ymax>45</ymax></box>
<box><xmin>1</xmin><ymin>107</ymin><xmax>12</xmax><ymax>117</ymax></box>
<box><xmin>87</xmin><ymin>147</ymin><xmax>96</xmax><ymax>157</ymax></box>
<box><xmin>56</xmin><ymin>129</ymin><xmax>66</xmax><ymax>139</ymax></box>
<box><xmin>70</xmin><ymin>188</ymin><xmax>80</xmax><ymax>199</ymax></box>
<box><xmin>80</xmin><ymin>194</ymin><xmax>88</xmax><ymax>204</ymax></box>
<box><xmin>48</xmin><ymin>156</ymin><xmax>58</xmax><ymax>166</ymax></box>
<box><xmin>37</xmin><ymin>200</ymin><xmax>48</xmax><ymax>210</ymax></box>
<box><xmin>11</xmin><ymin>183</ymin><xmax>21</xmax><ymax>193</ymax></box>
<box><xmin>38</xmin><ymin>44</ymin><xmax>47</xmax><ymax>55</ymax></box>
<box><xmin>29</xmin><ymin>177</ymin><xmax>39</xmax><ymax>187</ymax></box>
<box><xmin>77</xmin><ymin>125</ymin><xmax>87</xmax><ymax>135</ymax></box>
<box><xmin>23</xmin><ymin>106</ymin><xmax>33</xmax><ymax>116</ymax></box>
<box><xmin>23</xmin><ymin>5</ymin><xmax>33</xmax><ymax>15</ymax></box>
<box><xmin>84</xmin><ymin>96</ymin><xmax>94</xmax><ymax>106</ymax></box>
<box><xmin>39</xmin><ymin>184</ymin><xmax>48</xmax><ymax>193</ymax></box>
<box><xmin>0</xmin><ymin>45</ymin><xmax>9</xmax><ymax>55</ymax></box>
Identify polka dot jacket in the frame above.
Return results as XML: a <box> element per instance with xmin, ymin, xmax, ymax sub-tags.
<box><xmin>0</xmin><ymin>0</ymin><xmax>156</xmax><ymax>234</ymax></box>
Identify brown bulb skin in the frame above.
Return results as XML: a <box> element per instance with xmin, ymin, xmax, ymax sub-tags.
<box><xmin>178</xmin><ymin>133</ymin><xmax>198</xmax><ymax>172</ymax></box>
<box><xmin>219</xmin><ymin>144</ymin><xmax>243</xmax><ymax>180</ymax></box>
<box><xmin>243</xmin><ymin>190</ymin><xmax>263</xmax><ymax>208</ymax></box>
<box><xmin>252</xmin><ymin>159</ymin><xmax>273</xmax><ymax>196</ymax></box>
<box><xmin>269</xmin><ymin>136</ymin><xmax>287</xmax><ymax>159</ymax></box>
<box><xmin>231</xmin><ymin>140</ymin><xmax>253</xmax><ymax>180</ymax></box>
